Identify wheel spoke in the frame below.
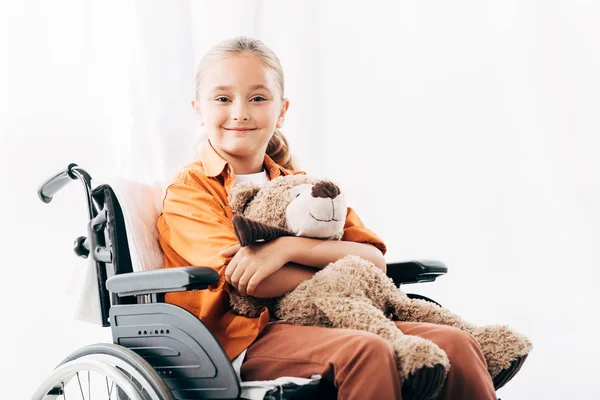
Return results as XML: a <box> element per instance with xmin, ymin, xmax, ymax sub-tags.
<box><xmin>87</xmin><ymin>371</ymin><xmax>90</xmax><ymax>400</ymax></box>
<box><xmin>105</xmin><ymin>376</ymin><xmax>115</xmax><ymax>398</ymax></box>
<box><xmin>76</xmin><ymin>372</ymin><xmax>86</xmax><ymax>400</ymax></box>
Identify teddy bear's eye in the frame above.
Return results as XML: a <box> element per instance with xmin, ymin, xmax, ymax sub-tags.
<box><xmin>291</xmin><ymin>183</ymin><xmax>313</xmax><ymax>200</ymax></box>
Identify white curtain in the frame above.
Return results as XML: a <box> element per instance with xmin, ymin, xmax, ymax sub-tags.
<box><xmin>2</xmin><ymin>1</ymin><xmax>598</xmax><ymax>399</ymax></box>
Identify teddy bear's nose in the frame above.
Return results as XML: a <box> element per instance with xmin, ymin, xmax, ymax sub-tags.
<box><xmin>311</xmin><ymin>181</ymin><xmax>341</xmax><ymax>199</ymax></box>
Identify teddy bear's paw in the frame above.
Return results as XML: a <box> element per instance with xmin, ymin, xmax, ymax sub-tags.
<box><xmin>492</xmin><ymin>354</ymin><xmax>529</xmax><ymax>390</ymax></box>
<box><xmin>229</xmin><ymin>293</ymin><xmax>272</xmax><ymax>318</ymax></box>
<box><xmin>472</xmin><ymin>325</ymin><xmax>533</xmax><ymax>378</ymax></box>
<box><xmin>392</xmin><ymin>335</ymin><xmax>450</xmax><ymax>378</ymax></box>
<box><xmin>393</xmin><ymin>335</ymin><xmax>450</xmax><ymax>400</ymax></box>
<box><xmin>402</xmin><ymin>363</ymin><xmax>448</xmax><ymax>400</ymax></box>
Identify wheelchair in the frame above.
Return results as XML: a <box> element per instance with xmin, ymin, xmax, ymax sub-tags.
<box><xmin>32</xmin><ymin>163</ymin><xmax>462</xmax><ymax>400</ymax></box>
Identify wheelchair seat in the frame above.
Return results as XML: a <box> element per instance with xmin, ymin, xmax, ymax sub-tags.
<box><xmin>33</xmin><ymin>164</ymin><xmax>449</xmax><ymax>400</ymax></box>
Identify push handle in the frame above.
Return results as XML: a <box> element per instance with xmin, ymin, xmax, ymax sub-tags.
<box><xmin>37</xmin><ymin>163</ymin><xmax>79</xmax><ymax>203</ymax></box>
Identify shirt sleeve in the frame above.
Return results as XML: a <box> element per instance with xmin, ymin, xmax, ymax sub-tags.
<box><xmin>158</xmin><ymin>178</ymin><xmax>237</xmax><ymax>292</ymax></box>
<box><xmin>342</xmin><ymin>207</ymin><xmax>387</xmax><ymax>255</ymax></box>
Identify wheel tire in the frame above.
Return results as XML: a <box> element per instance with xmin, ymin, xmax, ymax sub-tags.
<box><xmin>59</xmin><ymin>343</ymin><xmax>174</xmax><ymax>400</ymax></box>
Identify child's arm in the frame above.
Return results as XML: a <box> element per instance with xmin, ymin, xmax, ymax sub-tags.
<box><xmin>221</xmin><ymin>236</ymin><xmax>385</xmax><ymax>297</ymax></box>
<box><xmin>248</xmin><ymin>262</ymin><xmax>316</xmax><ymax>298</ymax></box>
<box><xmin>283</xmin><ymin>236</ymin><xmax>386</xmax><ymax>271</ymax></box>
<box><xmin>248</xmin><ymin>237</ymin><xmax>385</xmax><ymax>298</ymax></box>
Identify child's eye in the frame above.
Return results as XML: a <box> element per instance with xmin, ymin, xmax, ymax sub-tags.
<box><xmin>250</xmin><ymin>96</ymin><xmax>267</xmax><ymax>102</ymax></box>
<box><xmin>215</xmin><ymin>97</ymin><xmax>230</xmax><ymax>102</ymax></box>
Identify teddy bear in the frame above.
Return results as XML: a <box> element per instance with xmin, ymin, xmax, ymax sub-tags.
<box><xmin>227</xmin><ymin>174</ymin><xmax>532</xmax><ymax>400</ymax></box>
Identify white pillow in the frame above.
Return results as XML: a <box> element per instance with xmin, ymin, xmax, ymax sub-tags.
<box><xmin>71</xmin><ymin>179</ymin><xmax>166</xmax><ymax>325</ymax></box>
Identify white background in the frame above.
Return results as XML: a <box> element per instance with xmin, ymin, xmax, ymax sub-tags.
<box><xmin>1</xmin><ymin>1</ymin><xmax>599</xmax><ymax>399</ymax></box>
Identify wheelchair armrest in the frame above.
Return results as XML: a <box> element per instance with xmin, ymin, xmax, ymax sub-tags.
<box><xmin>106</xmin><ymin>266</ymin><xmax>219</xmax><ymax>297</ymax></box>
<box><xmin>386</xmin><ymin>260</ymin><xmax>447</xmax><ymax>285</ymax></box>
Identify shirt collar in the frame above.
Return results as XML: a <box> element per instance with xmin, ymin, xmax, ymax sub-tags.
<box><xmin>199</xmin><ymin>138</ymin><xmax>287</xmax><ymax>180</ymax></box>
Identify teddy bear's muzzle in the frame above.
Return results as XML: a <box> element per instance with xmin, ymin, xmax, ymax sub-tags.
<box><xmin>307</xmin><ymin>193</ymin><xmax>346</xmax><ymax>224</ymax></box>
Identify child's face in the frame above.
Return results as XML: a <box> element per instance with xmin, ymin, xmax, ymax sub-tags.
<box><xmin>193</xmin><ymin>54</ymin><xmax>289</xmax><ymax>162</ymax></box>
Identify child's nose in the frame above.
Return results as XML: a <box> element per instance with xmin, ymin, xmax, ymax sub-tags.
<box><xmin>232</xmin><ymin>103</ymin><xmax>250</xmax><ymax>121</ymax></box>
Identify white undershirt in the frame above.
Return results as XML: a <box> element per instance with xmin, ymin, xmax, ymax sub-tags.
<box><xmin>233</xmin><ymin>169</ymin><xmax>270</xmax><ymax>186</ymax></box>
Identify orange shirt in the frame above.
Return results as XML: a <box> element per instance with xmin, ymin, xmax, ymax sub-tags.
<box><xmin>157</xmin><ymin>140</ymin><xmax>387</xmax><ymax>360</ymax></box>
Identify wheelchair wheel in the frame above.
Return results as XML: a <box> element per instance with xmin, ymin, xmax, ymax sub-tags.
<box><xmin>31</xmin><ymin>343</ymin><xmax>174</xmax><ymax>400</ymax></box>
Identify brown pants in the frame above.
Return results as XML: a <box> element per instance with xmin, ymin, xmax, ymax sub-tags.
<box><xmin>240</xmin><ymin>321</ymin><xmax>497</xmax><ymax>400</ymax></box>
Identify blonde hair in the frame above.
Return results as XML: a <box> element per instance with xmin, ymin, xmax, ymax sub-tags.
<box><xmin>194</xmin><ymin>36</ymin><xmax>297</xmax><ymax>170</ymax></box>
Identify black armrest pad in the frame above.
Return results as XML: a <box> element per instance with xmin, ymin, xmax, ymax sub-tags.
<box><xmin>106</xmin><ymin>266</ymin><xmax>219</xmax><ymax>297</ymax></box>
<box><xmin>386</xmin><ymin>259</ymin><xmax>447</xmax><ymax>285</ymax></box>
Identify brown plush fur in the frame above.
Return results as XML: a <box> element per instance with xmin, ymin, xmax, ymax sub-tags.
<box><xmin>230</xmin><ymin>175</ymin><xmax>344</xmax><ymax>241</ymax></box>
<box><xmin>230</xmin><ymin>175</ymin><xmax>321</xmax><ymax>230</ymax></box>
<box><xmin>228</xmin><ymin>175</ymin><xmax>532</xmax><ymax>399</ymax></box>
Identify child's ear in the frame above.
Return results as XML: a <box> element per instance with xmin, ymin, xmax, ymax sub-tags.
<box><xmin>276</xmin><ymin>98</ymin><xmax>290</xmax><ymax>128</ymax></box>
<box><xmin>191</xmin><ymin>100</ymin><xmax>205</xmax><ymax>126</ymax></box>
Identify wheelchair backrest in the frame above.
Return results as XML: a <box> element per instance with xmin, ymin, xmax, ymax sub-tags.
<box><xmin>89</xmin><ymin>180</ymin><xmax>166</xmax><ymax>323</ymax></box>
<box><xmin>106</xmin><ymin>180</ymin><xmax>165</xmax><ymax>272</ymax></box>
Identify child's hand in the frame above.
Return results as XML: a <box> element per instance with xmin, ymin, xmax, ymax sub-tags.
<box><xmin>220</xmin><ymin>237</ymin><xmax>293</xmax><ymax>296</ymax></box>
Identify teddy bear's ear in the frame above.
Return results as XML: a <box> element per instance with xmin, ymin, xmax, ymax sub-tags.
<box><xmin>232</xmin><ymin>215</ymin><xmax>295</xmax><ymax>246</ymax></box>
<box><xmin>228</xmin><ymin>183</ymin><xmax>262</xmax><ymax>214</ymax></box>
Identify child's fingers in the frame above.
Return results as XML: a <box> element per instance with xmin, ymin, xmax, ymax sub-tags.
<box><xmin>220</xmin><ymin>244</ymin><xmax>241</xmax><ymax>257</ymax></box>
<box><xmin>228</xmin><ymin>261</ymin><xmax>246</xmax><ymax>289</ymax></box>
<box><xmin>237</xmin><ymin>269</ymin><xmax>254</xmax><ymax>297</ymax></box>
<box><xmin>224</xmin><ymin>257</ymin><xmax>238</xmax><ymax>284</ymax></box>
<box><xmin>246</xmin><ymin>272</ymin><xmax>268</xmax><ymax>296</ymax></box>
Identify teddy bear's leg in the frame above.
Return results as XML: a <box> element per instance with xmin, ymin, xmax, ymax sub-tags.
<box><xmin>470</xmin><ymin>325</ymin><xmax>532</xmax><ymax>384</ymax></box>
<box><xmin>311</xmin><ymin>296</ymin><xmax>450</xmax><ymax>400</ymax></box>
<box><xmin>388</xmin><ymin>294</ymin><xmax>476</xmax><ymax>332</ymax></box>
<box><xmin>387</xmin><ymin>294</ymin><xmax>533</xmax><ymax>385</ymax></box>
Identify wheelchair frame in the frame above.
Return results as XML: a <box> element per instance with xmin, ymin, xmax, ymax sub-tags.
<box><xmin>35</xmin><ymin>163</ymin><xmax>449</xmax><ymax>400</ymax></box>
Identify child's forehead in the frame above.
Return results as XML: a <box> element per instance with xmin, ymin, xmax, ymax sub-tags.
<box><xmin>203</xmin><ymin>55</ymin><xmax>278</xmax><ymax>92</ymax></box>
